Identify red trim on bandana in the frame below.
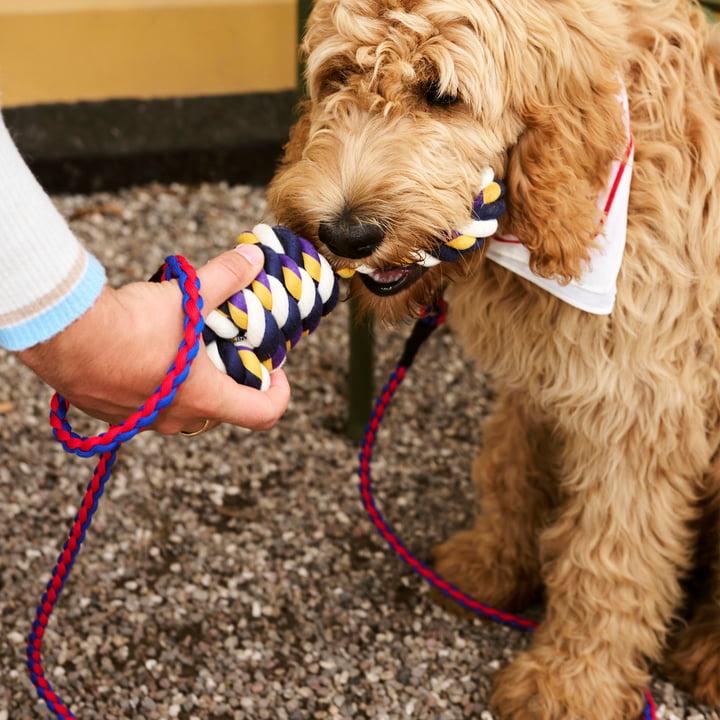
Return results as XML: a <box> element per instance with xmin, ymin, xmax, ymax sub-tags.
<box><xmin>493</xmin><ymin>131</ymin><xmax>635</xmax><ymax>245</ymax></box>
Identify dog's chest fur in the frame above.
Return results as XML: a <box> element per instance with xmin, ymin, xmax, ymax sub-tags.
<box><xmin>446</xmin><ymin>250</ymin><xmax>720</xmax><ymax>437</ymax></box>
<box><xmin>446</xmin><ymin>264</ymin><xmax>607</xmax><ymax>409</ymax></box>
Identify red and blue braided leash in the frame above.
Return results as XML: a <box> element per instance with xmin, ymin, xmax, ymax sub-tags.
<box><xmin>27</xmin><ymin>253</ymin><xmax>657</xmax><ymax>718</ymax></box>
<box><xmin>27</xmin><ymin>256</ymin><xmax>204</xmax><ymax>719</ymax></box>
<box><xmin>358</xmin><ymin>300</ymin><xmax>658</xmax><ymax>720</ymax></box>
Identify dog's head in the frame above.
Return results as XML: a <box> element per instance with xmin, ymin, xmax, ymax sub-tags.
<box><xmin>269</xmin><ymin>0</ymin><xmax>629</xmax><ymax>323</ymax></box>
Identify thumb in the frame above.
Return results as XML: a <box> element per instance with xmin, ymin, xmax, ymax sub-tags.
<box><xmin>196</xmin><ymin>244</ymin><xmax>264</xmax><ymax>315</ymax></box>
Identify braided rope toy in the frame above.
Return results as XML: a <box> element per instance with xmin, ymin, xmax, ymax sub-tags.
<box><xmin>203</xmin><ymin>170</ymin><xmax>506</xmax><ymax>390</ymax></box>
<box><xmin>203</xmin><ymin>225</ymin><xmax>340</xmax><ymax>391</ymax></box>
<box><xmin>26</xmin><ymin>173</ymin><xmax>654</xmax><ymax>720</ymax></box>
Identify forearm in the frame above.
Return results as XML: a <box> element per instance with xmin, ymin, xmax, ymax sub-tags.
<box><xmin>17</xmin><ymin>246</ymin><xmax>291</xmax><ymax>433</ymax></box>
<box><xmin>0</xmin><ymin>112</ymin><xmax>105</xmax><ymax>351</ymax></box>
<box><xmin>2</xmin><ymin>111</ymin><xmax>289</xmax><ymax>432</ymax></box>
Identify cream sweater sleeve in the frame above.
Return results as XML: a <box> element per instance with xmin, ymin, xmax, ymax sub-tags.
<box><xmin>0</xmin><ymin>113</ymin><xmax>106</xmax><ymax>351</ymax></box>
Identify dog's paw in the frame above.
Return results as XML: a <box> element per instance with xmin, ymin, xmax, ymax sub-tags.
<box><xmin>490</xmin><ymin>648</ymin><xmax>646</xmax><ymax>720</ymax></box>
<box><xmin>664</xmin><ymin>611</ymin><xmax>720</xmax><ymax>706</ymax></box>
<box><xmin>432</xmin><ymin>528</ymin><xmax>539</xmax><ymax>615</ymax></box>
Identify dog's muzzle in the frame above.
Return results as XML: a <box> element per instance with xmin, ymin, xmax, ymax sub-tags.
<box><xmin>332</xmin><ymin>168</ymin><xmax>507</xmax><ymax>296</ymax></box>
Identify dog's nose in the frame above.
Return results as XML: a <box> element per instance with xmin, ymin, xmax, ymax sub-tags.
<box><xmin>318</xmin><ymin>216</ymin><xmax>384</xmax><ymax>259</ymax></box>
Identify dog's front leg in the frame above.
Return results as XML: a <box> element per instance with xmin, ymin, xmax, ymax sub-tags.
<box><xmin>433</xmin><ymin>392</ymin><xmax>560</xmax><ymax>613</ymax></box>
<box><xmin>490</xmin><ymin>429</ymin><xmax>700</xmax><ymax>720</ymax></box>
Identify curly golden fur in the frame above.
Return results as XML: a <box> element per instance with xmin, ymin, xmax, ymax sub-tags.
<box><xmin>268</xmin><ymin>1</ymin><xmax>720</xmax><ymax>717</ymax></box>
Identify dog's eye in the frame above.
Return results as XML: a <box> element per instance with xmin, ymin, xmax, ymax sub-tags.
<box><xmin>423</xmin><ymin>80</ymin><xmax>459</xmax><ymax>107</ymax></box>
<box><xmin>318</xmin><ymin>68</ymin><xmax>351</xmax><ymax>98</ymax></box>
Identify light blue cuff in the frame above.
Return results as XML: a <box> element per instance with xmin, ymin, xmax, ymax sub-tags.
<box><xmin>0</xmin><ymin>253</ymin><xmax>106</xmax><ymax>351</ymax></box>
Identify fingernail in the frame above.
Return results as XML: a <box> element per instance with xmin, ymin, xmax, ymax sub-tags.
<box><xmin>235</xmin><ymin>244</ymin><xmax>264</xmax><ymax>265</ymax></box>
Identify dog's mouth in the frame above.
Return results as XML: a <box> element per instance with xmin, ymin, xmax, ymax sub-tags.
<box><xmin>357</xmin><ymin>264</ymin><xmax>429</xmax><ymax>296</ymax></box>
<box><xmin>336</xmin><ymin>247</ymin><xmax>443</xmax><ymax>296</ymax></box>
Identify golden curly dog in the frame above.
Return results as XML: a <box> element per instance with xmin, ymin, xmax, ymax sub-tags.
<box><xmin>268</xmin><ymin>1</ymin><xmax>720</xmax><ymax>717</ymax></box>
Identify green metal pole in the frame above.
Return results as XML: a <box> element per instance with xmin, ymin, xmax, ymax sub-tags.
<box><xmin>346</xmin><ymin>298</ymin><xmax>375</xmax><ymax>442</ymax></box>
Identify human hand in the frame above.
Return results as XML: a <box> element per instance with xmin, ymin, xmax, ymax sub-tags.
<box><xmin>17</xmin><ymin>245</ymin><xmax>291</xmax><ymax>434</ymax></box>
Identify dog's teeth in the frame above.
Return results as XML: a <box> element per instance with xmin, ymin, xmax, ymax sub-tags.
<box><xmin>370</xmin><ymin>268</ymin><xmax>408</xmax><ymax>283</ymax></box>
<box><xmin>459</xmin><ymin>218</ymin><xmax>499</xmax><ymax>238</ymax></box>
<box><xmin>415</xmin><ymin>251</ymin><xmax>442</xmax><ymax>268</ymax></box>
<box><xmin>353</xmin><ymin>264</ymin><xmax>375</xmax><ymax>275</ymax></box>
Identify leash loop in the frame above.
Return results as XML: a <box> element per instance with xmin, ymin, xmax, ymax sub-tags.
<box><xmin>27</xmin><ymin>254</ymin><xmax>204</xmax><ymax>720</ymax></box>
<box><xmin>49</xmin><ymin>255</ymin><xmax>205</xmax><ymax>457</ymax></box>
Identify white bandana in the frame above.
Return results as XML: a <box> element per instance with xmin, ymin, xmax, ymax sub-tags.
<box><xmin>485</xmin><ymin>85</ymin><xmax>634</xmax><ymax>315</ymax></box>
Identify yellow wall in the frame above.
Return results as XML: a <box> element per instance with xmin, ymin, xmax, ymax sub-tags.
<box><xmin>0</xmin><ymin>1</ymin><xmax>713</xmax><ymax>109</ymax></box>
<box><xmin>0</xmin><ymin>0</ymin><xmax>297</xmax><ymax>108</ymax></box>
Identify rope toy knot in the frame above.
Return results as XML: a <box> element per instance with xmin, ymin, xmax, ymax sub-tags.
<box><xmin>203</xmin><ymin>225</ymin><xmax>340</xmax><ymax>390</ymax></box>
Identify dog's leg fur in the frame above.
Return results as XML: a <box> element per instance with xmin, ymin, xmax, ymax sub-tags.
<box><xmin>445</xmin><ymin>267</ymin><xmax>716</xmax><ymax>718</ymax></box>
<box><xmin>664</xmin><ymin>484</ymin><xmax>720</xmax><ymax>706</ymax></box>
<box><xmin>666</xmin><ymin>605</ymin><xmax>720</xmax><ymax>707</ymax></box>
<box><xmin>487</xmin><ymin>405</ymin><xmax>705</xmax><ymax>719</ymax></box>
<box><xmin>433</xmin><ymin>392</ymin><xmax>560</xmax><ymax>612</ymax></box>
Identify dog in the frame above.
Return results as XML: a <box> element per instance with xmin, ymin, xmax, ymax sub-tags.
<box><xmin>268</xmin><ymin>1</ymin><xmax>720</xmax><ymax>717</ymax></box>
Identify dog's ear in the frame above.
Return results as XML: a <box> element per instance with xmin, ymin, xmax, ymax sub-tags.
<box><xmin>504</xmin><ymin>74</ymin><xmax>627</xmax><ymax>284</ymax></box>
<box><xmin>278</xmin><ymin>101</ymin><xmax>312</xmax><ymax>168</ymax></box>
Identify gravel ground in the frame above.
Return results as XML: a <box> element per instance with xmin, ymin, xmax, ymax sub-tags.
<box><xmin>1</xmin><ymin>183</ymin><xmax>717</xmax><ymax>720</ymax></box>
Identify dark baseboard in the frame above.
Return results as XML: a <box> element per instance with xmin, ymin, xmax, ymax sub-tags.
<box><xmin>3</xmin><ymin>91</ymin><xmax>298</xmax><ymax>193</ymax></box>
<box><xmin>18</xmin><ymin>141</ymin><xmax>288</xmax><ymax>195</ymax></box>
